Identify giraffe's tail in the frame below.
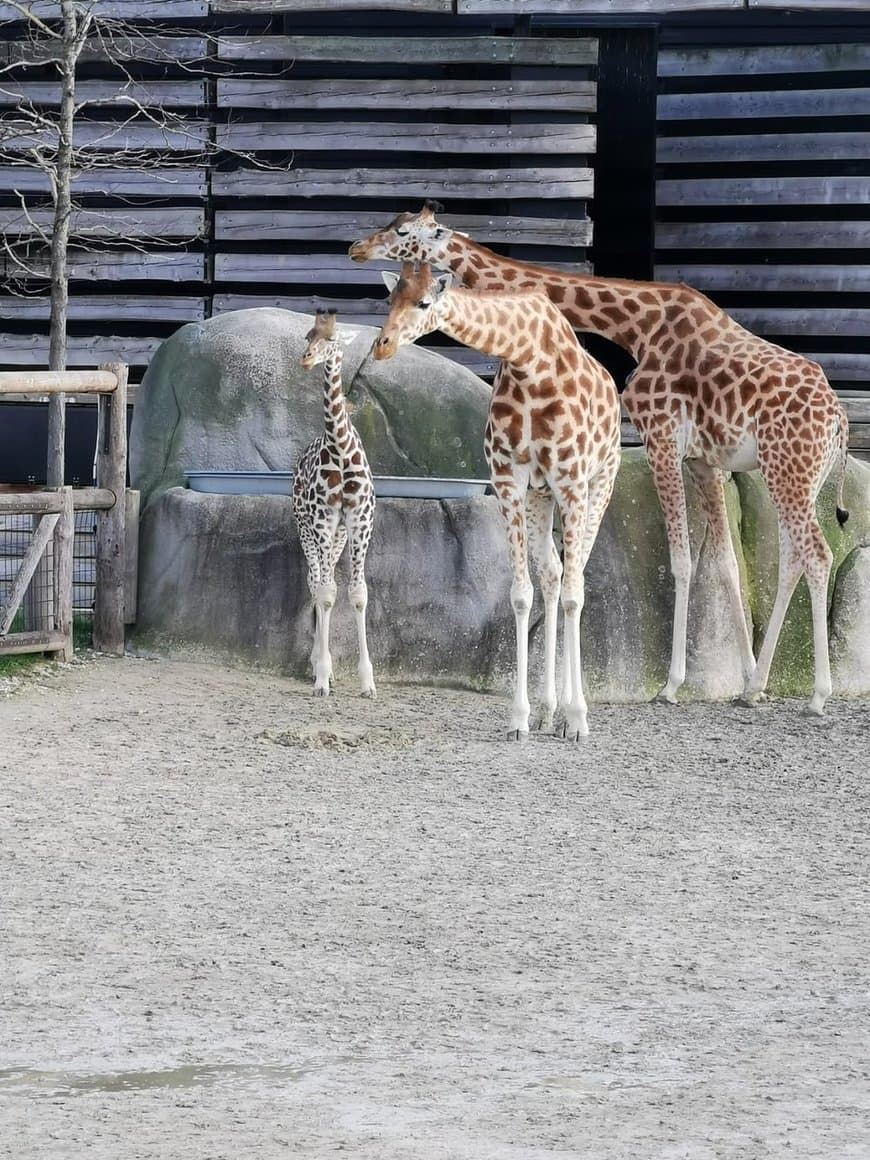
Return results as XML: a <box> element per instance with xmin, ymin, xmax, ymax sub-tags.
<box><xmin>834</xmin><ymin>405</ymin><xmax>850</xmax><ymax>526</ymax></box>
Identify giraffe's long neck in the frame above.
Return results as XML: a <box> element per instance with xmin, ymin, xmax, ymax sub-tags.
<box><xmin>437</xmin><ymin>289</ymin><xmax>554</xmax><ymax>370</ymax></box>
<box><xmin>441</xmin><ymin>234</ymin><xmax>698</xmax><ymax>360</ymax></box>
<box><xmin>322</xmin><ymin>350</ymin><xmax>354</xmax><ymax>455</ymax></box>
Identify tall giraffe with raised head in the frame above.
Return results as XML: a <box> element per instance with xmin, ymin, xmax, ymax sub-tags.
<box><xmin>374</xmin><ymin>261</ymin><xmax>621</xmax><ymax>740</ymax></box>
<box><xmin>295</xmin><ymin>309</ymin><xmax>376</xmax><ymax>698</ymax></box>
<box><xmin>351</xmin><ymin>203</ymin><xmax>850</xmax><ymax>714</ymax></box>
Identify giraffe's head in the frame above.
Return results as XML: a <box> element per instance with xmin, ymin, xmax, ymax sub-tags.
<box><xmin>372</xmin><ymin>261</ymin><xmax>452</xmax><ymax>361</ymax></box>
<box><xmin>300</xmin><ymin>309</ymin><xmax>358</xmax><ymax>370</ymax></box>
<box><xmin>348</xmin><ymin>200</ymin><xmax>453</xmax><ymax>267</ymax></box>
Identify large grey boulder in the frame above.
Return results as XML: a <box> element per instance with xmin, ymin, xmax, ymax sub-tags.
<box><xmin>129</xmin><ymin>307</ymin><xmax>491</xmax><ymax>507</ymax></box>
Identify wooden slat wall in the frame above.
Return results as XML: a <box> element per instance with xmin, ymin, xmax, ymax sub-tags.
<box><xmin>0</xmin><ymin>9</ymin><xmax>208</xmax><ymax>381</ymax></box>
<box><xmin>212</xmin><ymin>30</ymin><xmax>598</xmax><ymax>372</ymax></box>
<box><xmin>656</xmin><ymin>41</ymin><xmax>870</xmax><ymax>388</ymax></box>
<box><xmin>0</xmin><ymin>13</ymin><xmax>597</xmax><ymax>381</ymax></box>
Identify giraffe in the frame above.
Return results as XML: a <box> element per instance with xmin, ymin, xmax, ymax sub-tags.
<box><xmin>374</xmin><ymin>261</ymin><xmax>621</xmax><ymax>740</ymax></box>
<box><xmin>294</xmin><ymin>308</ymin><xmax>376</xmax><ymax>698</ymax></box>
<box><xmin>350</xmin><ymin>202</ymin><xmax>850</xmax><ymax>715</ymax></box>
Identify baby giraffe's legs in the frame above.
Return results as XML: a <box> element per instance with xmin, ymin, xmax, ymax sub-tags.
<box><xmin>526</xmin><ymin>488</ymin><xmax>561</xmax><ymax>731</ymax></box>
<box><xmin>346</xmin><ymin>506</ymin><xmax>376</xmax><ymax>698</ymax></box>
<box><xmin>311</xmin><ymin>510</ymin><xmax>342</xmax><ymax>697</ymax></box>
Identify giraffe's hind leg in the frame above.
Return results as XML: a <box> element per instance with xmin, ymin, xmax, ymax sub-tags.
<box><xmin>555</xmin><ymin>482</ymin><xmax>590</xmax><ymax>740</ymax></box>
<box><xmin>645</xmin><ymin>441</ymin><xmax>692</xmax><ymax>704</ymax></box>
<box><xmin>491</xmin><ymin>475</ymin><xmax>534</xmax><ymax>740</ymax></box>
<box><xmin>684</xmin><ymin>459</ymin><xmax>756</xmax><ymax>692</ymax></box>
<box><xmin>345</xmin><ymin>499</ymin><xmax>376</xmax><ymax>698</ymax></box>
<box><xmin>310</xmin><ymin>512</ymin><xmax>342</xmax><ymax>696</ymax></box>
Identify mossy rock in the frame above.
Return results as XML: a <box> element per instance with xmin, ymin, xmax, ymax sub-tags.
<box><xmin>735</xmin><ymin>456</ymin><xmax>870</xmax><ymax>696</ymax></box>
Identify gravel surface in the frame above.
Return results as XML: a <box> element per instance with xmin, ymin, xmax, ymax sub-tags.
<box><xmin>1</xmin><ymin>654</ymin><xmax>868</xmax><ymax>1159</ymax></box>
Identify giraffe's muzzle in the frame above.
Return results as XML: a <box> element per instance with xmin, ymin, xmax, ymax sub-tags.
<box><xmin>372</xmin><ymin>333</ymin><xmax>396</xmax><ymax>360</ymax></box>
<box><xmin>348</xmin><ymin>240</ymin><xmax>372</xmax><ymax>262</ymax></box>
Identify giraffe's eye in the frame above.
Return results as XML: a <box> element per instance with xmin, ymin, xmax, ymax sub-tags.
<box><xmin>416</xmin><ymin>299</ymin><xmax>430</xmax><ymax>309</ymax></box>
<box><xmin>433</xmin><ymin>229</ymin><xmax>445</xmax><ymax>240</ymax></box>
<box><xmin>395</xmin><ymin>227</ymin><xmax>409</xmax><ymax>237</ymax></box>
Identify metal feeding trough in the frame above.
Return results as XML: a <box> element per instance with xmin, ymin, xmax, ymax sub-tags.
<box><xmin>184</xmin><ymin>471</ymin><xmax>489</xmax><ymax>500</ymax></box>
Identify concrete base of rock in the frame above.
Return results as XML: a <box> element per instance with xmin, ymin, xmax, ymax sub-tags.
<box><xmin>131</xmin><ymin>450</ymin><xmax>870</xmax><ymax>701</ymax></box>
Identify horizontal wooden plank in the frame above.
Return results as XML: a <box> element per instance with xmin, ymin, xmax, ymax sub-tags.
<box><xmin>732</xmin><ymin>308</ymin><xmax>870</xmax><ymax>337</ymax></box>
<box><xmin>213</xmin><ymin>295</ymin><xmax>388</xmax><ymax>326</ymax></box>
<box><xmin>0</xmin><ymin>630</ymin><xmax>68</xmax><ymax>657</ymax></box>
<box><xmin>213</xmin><ymin>0</ymin><xmax>450</xmax><ymax>9</ymax></box>
<box><xmin>458</xmin><ymin>0</ymin><xmax>741</xmax><ymax>11</ymax></box>
<box><xmin>0</xmin><ymin>335</ymin><xmax>163</xmax><ymax>367</ymax></box>
<box><xmin>657</xmin><ymin>176</ymin><xmax>870</xmax><ymax>206</ymax></box>
<box><xmin>217</xmin><ymin>78</ymin><xmax>596</xmax><ymax>113</ymax></box>
<box><xmin>656</xmin><ymin>220</ymin><xmax>870</xmax><ymax>250</ymax></box>
<box><xmin>0</xmin><ymin>37</ymin><xmax>208</xmax><ymax>66</ymax></box>
<box><xmin>655</xmin><ymin>264</ymin><xmax>870</xmax><ymax>293</ymax></box>
<box><xmin>217</xmin><ymin>121</ymin><xmax>596</xmax><ymax>155</ymax></box>
<box><xmin>840</xmin><ymin>396</ymin><xmax>870</xmax><ymax>424</ymax></box>
<box><xmin>218</xmin><ymin>35</ymin><xmax>597</xmax><ymax>67</ymax></box>
<box><xmin>0</xmin><ymin>296</ymin><xmax>206</xmax><ymax>322</ymax></box>
<box><xmin>0</xmin><ymin>166</ymin><xmax>207</xmax><ymax>197</ymax></box>
<box><xmin>216</xmin><ymin>210</ymin><xmax>593</xmax><ymax>248</ymax></box>
<box><xmin>0</xmin><ymin>371</ymin><xmax>118</xmax><ymax>395</ymax></box>
<box><xmin>0</xmin><ymin>81</ymin><xmax>206</xmax><ymax>109</ymax></box>
<box><xmin>0</xmin><ymin>208</ymin><xmax>205</xmax><ymax>239</ymax></box>
<box><xmin>213</xmin><ymin>166</ymin><xmax>593</xmax><ymax>199</ymax></box>
<box><xmin>657</xmin><ymin>132</ymin><xmax>870</xmax><ymax>164</ymax></box>
<box><xmin>0</xmin><ymin>119</ymin><xmax>210</xmax><ymax>152</ymax></box>
<box><xmin>0</xmin><ymin>251</ymin><xmax>205</xmax><ymax>281</ymax></box>
<box><xmin>747</xmin><ymin>0</ymin><xmax>870</xmax><ymax>8</ymax></box>
<box><xmin>658</xmin><ymin>88</ymin><xmax>870</xmax><ymax>121</ymax></box>
<box><xmin>810</xmin><ymin>354</ymin><xmax>870</xmax><ymax>382</ymax></box>
<box><xmin>214</xmin><ymin>254</ymin><xmax>592</xmax><ymax>283</ymax></box>
<box><xmin>659</xmin><ymin>44</ymin><xmax>870</xmax><ymax>78</ymax></box>
<box><xmin>0</xmin><ymin>0</ymin><xmax>205</xmax><ymax>15</ymax></box>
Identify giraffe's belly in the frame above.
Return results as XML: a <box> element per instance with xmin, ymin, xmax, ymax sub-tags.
<box><xmin>717</xmin><ymin>432</ymin><xmax>759</xmax><ymax>472</ymax></box>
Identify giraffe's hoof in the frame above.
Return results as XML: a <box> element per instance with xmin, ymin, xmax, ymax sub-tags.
<box><xmin>802</xmin><ymin>700</ymin><xmax>825</xmax><ymax>718</ymax></box>
<box><xmin>506</xmin><ymin>729</ymin><xmax>529</xmax><ymax>743</ymax></box>
<box><xmin>734</xmin><ymin>691</ymin><xmax>767</xmax><ymax>708</ymax></box>
<box><xmin>360</xmin><ymin>688</ymin><xmax>377</xmax><ymax>700</ymax></box>
<box><xmin>653</xmin><ymin>690</ymin><xmax>679</xmax><ymax>706</ymax></box>
<box><xmin>530</xmin><ymin>716</ymin><xmax>554</xmax><ymax>734</ymax></box>
<box><xmin>312</xmin><ymin>685</ymin><xmax>330</xmax><ymax>698</ymax></box>
<box><xmin>557</xmin><ymin>721</ymin><xmax>588</xmax><ymax>741</ymax></box>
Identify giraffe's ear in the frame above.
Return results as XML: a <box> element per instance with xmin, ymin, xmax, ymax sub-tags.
<box><xmin>336</xmin><ymin>327</ymin><xmax>359</xmax><ymax>347</ymax></box>
<box><xmin>381</xmin><ymin>270</ymin><xmax>401</xmax><ymax>294</ymax></box>
<box><xmin>433</xmin><ymin>272</ymin><xmax>453</xmax><ymax>297</ymax></box>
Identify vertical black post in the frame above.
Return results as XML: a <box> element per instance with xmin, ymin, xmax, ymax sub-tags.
<box><xmin>592</xmin><ymin>25</ymin><xmax>658</xmax><ymax>281</ymax></box>
<box><xmin>585</xmin><ymin>24</ymin><xmax>658</xmax><ymax>385</ymax></box>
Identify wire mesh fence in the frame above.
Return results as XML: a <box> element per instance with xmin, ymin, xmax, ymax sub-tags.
<box><xmin>0</xmin><ymin>503</ymin><xmax>96</xmax><ymax>644</ymax></box>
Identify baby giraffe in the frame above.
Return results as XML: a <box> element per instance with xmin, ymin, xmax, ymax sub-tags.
<box><xmin>295</xmin><ymin>309</ymin><xmax>376</xmax><ymax>697</ymax></box>
<box><xmin>375</xmin><ymin>262</ymin><xmax>621</xmax><ymax>740</ymax></box>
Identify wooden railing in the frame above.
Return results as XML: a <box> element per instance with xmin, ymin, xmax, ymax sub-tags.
<box><xmin>0</xmin><ymin>364</ymin><xmax>133</xmax><ymax>659</ymax></box>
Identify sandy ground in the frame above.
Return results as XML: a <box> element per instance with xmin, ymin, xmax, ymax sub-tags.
<box><xmin>0</xmin><ymin>652</ymin><xmax>868</xmax><ymax>1160</ymax></box>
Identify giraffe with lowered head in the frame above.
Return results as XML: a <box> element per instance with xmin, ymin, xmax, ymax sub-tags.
<box><xmin>350</xmin><ymin>203</ymin><xmax>850</xmax><ymax>715</ymax></box>
<box><xmin>374</xmin><ymin>261</ymin><xmax>621</xmax><ymax>740</ymax></box>
<box><xmin>295</xmin><ymin>308</ymin><xmax>376</xmax><ymax>698</ymax></box>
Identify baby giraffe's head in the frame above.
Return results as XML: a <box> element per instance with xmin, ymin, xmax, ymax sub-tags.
<box><xmin>299</xmin><ymin>309</ymin><xmax>358</xmax><ymax>369</ymax></box>
<box><xmin>372</xmin><ymin>261</ymin><xmax>453</xmax><ymax>361</ymax></box>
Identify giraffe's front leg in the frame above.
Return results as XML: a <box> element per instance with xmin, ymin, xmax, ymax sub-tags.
<box><xmin>646</xmin><ymin>445</ymin><xmax>692</xmax><ymax>705</ymax></box>
<box><xmin>346</xmin><ymin>503</ymin><xmax>376</xmax><ymax>699</ymax></box>
<box><xmin>492</xmin><ymin>474</ymin><xmax>533</xmax><ymax>741</ymax></box>
<box><xmin>526</xmin><ymin>489</ymin><xmax>560</xmax><ymax>732</ymax></box>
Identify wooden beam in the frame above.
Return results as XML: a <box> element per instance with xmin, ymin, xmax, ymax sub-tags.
<box><xmin>0</xmin><ymin>167</ymin><xmax>207</xmax><ymax>197</ymax></box>
<box><xmin>215</xmin><ymin>210</ymin><xmax>593</xmax><ymax>247</ymax></box>
<box><xmin>657</xmin><ymin>176</ymin><xmax>870</xmax><ymax>207</ymax></box>
<box><xmin>213</xmin><ymin>166</ymin><xmax>594</xmax><ymax>199</ymax></box>
<box><xmin>655</xmin><ymin>264</ymin><xmax>870</xmax><ymax>293</ymax></box>
<box><xmin>457</xmin><ymin>0</ymin><xmax>741</xmax><ymax>10</ymax></box>
<box><xmin>0</xmin><ymin>80</ymin><xmax>206</xmax><ymax>108</ymax></box>
<box><xmin>0</xmin><ymin>630</ymin><xmax>68</xmax><ymax>656</ymax></box>
<box><xmin>0</xmin><ymin>37</ymin><xmax>208</xmax><ymax>66</ymax></box>
<box><xmin>0</xmin><ymin>337</ymin><xmax>161</xmax><ymax>368</ymax></box>
<box><xmin>0</xmin><ymin>251</ymin><xmax>205</xmax><ymax>282</ymax></box>
<box><xmin>658</xmin><ymin>132</ymin><xmax>870</xmax><ymax>164</ymax></box>
<box><xmin>0</xmin><ymin>208</ymin><xmax>205</xmax><ymax>239</ymax></box>
<box><xmin>659</xmin><ymin>87</ymin><xmax>870</xmax><ymax>121</ymax></box>
<box><xmin>0</xmin><ymin>370</ymin><xmax>119</xmax><ymax>394</ymax></box>
<box><xmin>0</xmin><ymin>490</ymin><xmax>66</xmax><ymax>514</ymax></box>
<box><xmin>213</xmin><ymin>254</ymin><xmax>591</xmax><ymax>283</ymax></box>
<box><xmin>217</xmin><ymin>35</ymin><xmax>598</xmax><ymax>67</ymax></box>
<box><xmin>213</xmin><ymin>0</ymin><xmax>450</xmax><ymax>9</ymax></box>
<box><xmin>732</xmin><ymin>308</ymin><xmax>870</xmax><ymax>337</ymax></box>
<box><xmin>658</xmin><ymin>44</ymin><xmax>870</xmax><ymax>77</ymax></box>
<box><xmin>217</xmin><ymin>121</ymin><xmax>596</xmax><ymax>155</ymax></box>
<box><xmin>217</xmin><ymin>78</ymin><xmax>596</xmax><ymax>112</ymax></box>
<box><xmin>0</xmin><ymin>1</ymin><xmax>205</xmax><ymax>14</ymax></box>
<box><xmin>0</xmin><ymin>296</ymin><xmax>207</xmax><ymax>323</ymax></box>
<box><xmin>656</xmin><ymin>220</ymin><xmax>870</xmax><ymax>249</ymax></box>
<box><xmin>2</xmin><ymin>118</ymin><xmax>210</xmax><ymax>152</ymax></box>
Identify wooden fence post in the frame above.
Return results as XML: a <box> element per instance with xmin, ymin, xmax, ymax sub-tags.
<box><xmin>93</xmin><ymin>362</ymin><xmax>128</xmax><ymax>654</ymax></box>
<box><xmin>54</xmin><ymin>485</ymin><xmax>74</xmax><ymax>661</ymax></box>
